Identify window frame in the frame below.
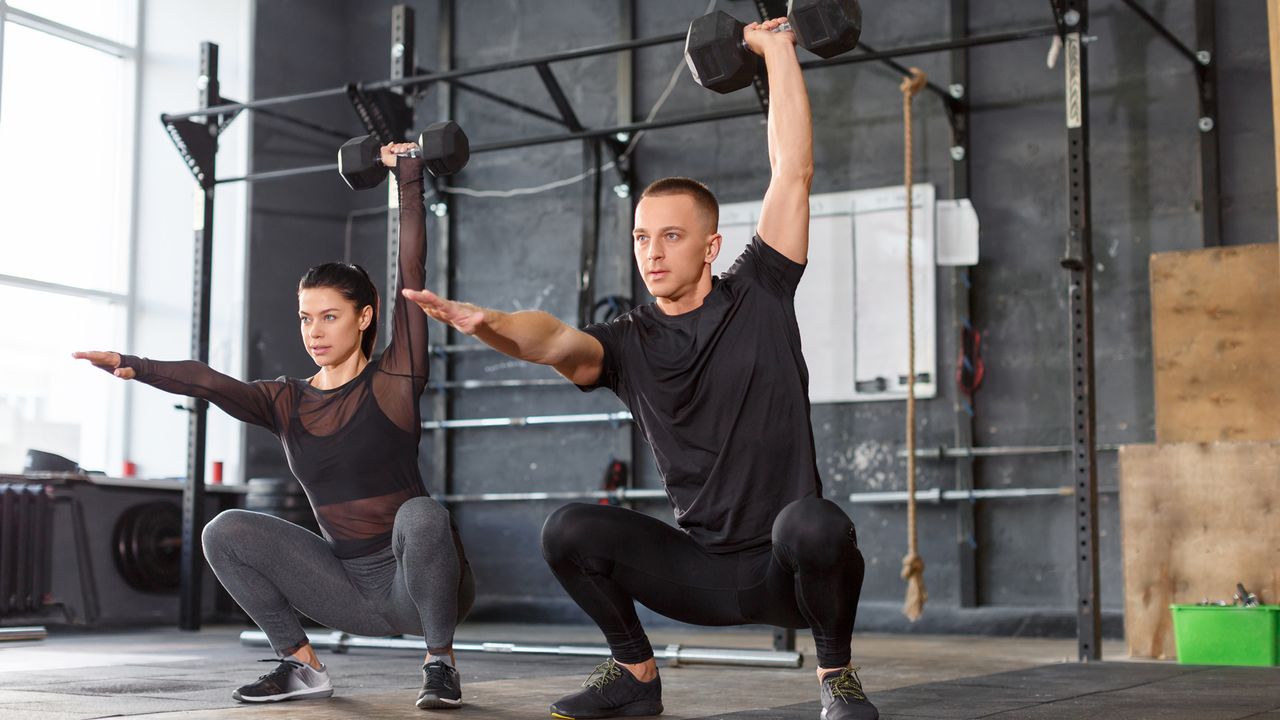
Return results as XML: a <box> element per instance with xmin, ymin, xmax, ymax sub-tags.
<box><xmin>0</xmin><ymin>0</ymin><xmax>142</xmax><ymax>471</ymax></box>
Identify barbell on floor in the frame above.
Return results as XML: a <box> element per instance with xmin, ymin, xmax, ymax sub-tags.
<box><xmin>240</xmin><ymin>630</ymin><xmax>803</xmax><ymax>668</ymax></box>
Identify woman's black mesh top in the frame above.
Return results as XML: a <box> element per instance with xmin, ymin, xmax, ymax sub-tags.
<box><xmin>120</xmin><ymin>159</ymin><xmax>432</xmax><ymax>558</ymax></box>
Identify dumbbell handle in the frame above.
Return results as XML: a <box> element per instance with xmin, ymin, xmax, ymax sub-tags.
<box><xmin>375</xmin><ymin>146</ymin><xmax>421</xmax><ymax>169</ymax></box>
<box><xmin>739</xmin><ymin>21</ymin><xmax>793</xmax><ymax>53</ymax></box>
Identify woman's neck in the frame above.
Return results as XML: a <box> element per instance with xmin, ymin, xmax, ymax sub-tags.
<box><xmin>310</xmin><ymin>351</ymin><xmax>368</xmax><ymax>390</ymax></box>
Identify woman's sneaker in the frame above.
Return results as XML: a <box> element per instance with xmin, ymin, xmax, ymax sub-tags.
<box><xmin>549</xmin><ymin>658</ymin><xmax>663</xmax><ymax>719</ymax></box>
<box><xmin>417</xmin><ymin>659</ymin><xmax>463</xmax><ymax>709</ymax></box>
<box><xmin>231</xmin><ymin>658</ymin><xmax>333</xmax><ymax>703</ymax></box>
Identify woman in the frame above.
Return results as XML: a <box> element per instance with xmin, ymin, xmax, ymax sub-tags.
<box><xmin>75</xmin><ymin>144</ymin><xmax>473</xmax><ymax>710</ymax></box>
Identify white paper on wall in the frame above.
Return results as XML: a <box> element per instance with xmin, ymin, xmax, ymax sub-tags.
<box><xmin>716</xmin><ymin>185</ymin><xmax>936</xmax><ymax>404</ymax></box>
<box><xmin>936</xmin><ymin>197</ymin><xmax>980</xmax><ymax>266</ymax></box>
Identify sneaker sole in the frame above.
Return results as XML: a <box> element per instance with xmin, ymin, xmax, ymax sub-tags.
<box><xmin>232</xmin><ymin>685</ymin><xmax>334</xmax><ymax>703</ymax></box>
<box><xmin>549</xmin><ymin>700</ymin><xmax>664</xmax><ymax>719</ymax></box>
<box><xmin>416</xmin><ymin>694</ymin><xmax>463</xmax><ymax>710</ymax></box>
<box><xmin>821</xmin><ymin>705</ymin><xmax>879</xmax><ymax>720</ymax></box>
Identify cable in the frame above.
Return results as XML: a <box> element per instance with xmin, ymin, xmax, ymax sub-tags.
<box><xmin>442</xmin><ymin>161</ymin><xmax>617</xmax><ymax>198</ymax></box>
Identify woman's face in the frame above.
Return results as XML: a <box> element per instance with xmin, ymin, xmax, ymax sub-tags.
<box><xmin>298</xmin><ymin>286</ymin><xmax>371</xmax><ymax>368</ymax></box>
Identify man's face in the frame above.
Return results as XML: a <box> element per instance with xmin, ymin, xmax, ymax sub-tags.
<box><xmin>632</xmin><ymin>194</ymin><xmax>720</xmax><ymax>302</ymax></box>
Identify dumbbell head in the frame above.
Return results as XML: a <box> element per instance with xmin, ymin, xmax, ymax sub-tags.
<box><xmin>788</xmin><ymin>0</ymin><xmax>861</xmax><ymax>59</ymax></box>
<box><xmin>685</xmin><ymin>10</ymin><xmax>757</xmax><ymax>94</ymax></box>
<box><xmin>418</xmin><ymin>121</ymin><xmax>470</xmax><ymax>177</ymax></box>
<box><xmin>338</xmin><ymin>134</ymin><xmax>387</xmax><ymax>190</ymax></box>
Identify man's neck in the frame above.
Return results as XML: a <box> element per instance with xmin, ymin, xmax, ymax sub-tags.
<box><xmin>655</xmin><ymin>271</ymin><xmax>714</xmax><ymax>316</ymax></box>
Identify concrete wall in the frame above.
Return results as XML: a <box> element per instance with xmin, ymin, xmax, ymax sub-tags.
<box><xmin>242</xmin><ymin>0</ymin><xmax>1276</xmax><ymax>636</ymax></box>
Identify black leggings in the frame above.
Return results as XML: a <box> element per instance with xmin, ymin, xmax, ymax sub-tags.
<box><xmin>540</xmin><ymin>497</ymin><xmax>864</xmax><ymax>668</ymax></box>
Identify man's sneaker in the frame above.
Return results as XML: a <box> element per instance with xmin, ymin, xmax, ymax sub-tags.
<box><xmin>820</xmin><ymin>667</ymin><xmax>878</xmax><ymax>720</ymax></box>
<box><xmin>417</xmin><ymin>659</ymin><xmax>463</xmax><ymax>709</ymax></box>
<box><xmin>549</xmin><ymin>658</ymin><xmax>663</xmax><ymax>719</ymax></box>
<box><xmin>231</xmin><ymin>658</ymin><xmax>333</xmax><ymax>703</ymax></box>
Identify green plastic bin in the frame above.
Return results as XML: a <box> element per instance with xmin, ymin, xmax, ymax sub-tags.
<box><xmin>1170</xmin><ymin>604</ymin><xmax>1280</xmax><ymax>666</ymax></box>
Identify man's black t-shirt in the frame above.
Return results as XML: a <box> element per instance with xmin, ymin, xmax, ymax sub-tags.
<box><xmin>579</xmin><ymin>236</ymin><xmax>822</xmax><ymax>553</ymax></box>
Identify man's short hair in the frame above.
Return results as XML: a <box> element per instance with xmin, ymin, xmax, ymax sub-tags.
<box><xmin>640</xmin><ymin>177</ymin><xmax>719</xmax><ymax>232</ymax></box>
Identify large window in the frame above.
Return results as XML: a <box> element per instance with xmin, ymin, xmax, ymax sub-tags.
<box><xmin>0</xmin><ymin>1</ymin><xmax>138</xmax><ymax>474</ymax></box>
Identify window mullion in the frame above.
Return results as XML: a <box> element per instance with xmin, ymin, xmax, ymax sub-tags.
<box><xmin>4</xmin><ymin>5</ymin><xmax>134</xmax><ymax>58</ymax></box>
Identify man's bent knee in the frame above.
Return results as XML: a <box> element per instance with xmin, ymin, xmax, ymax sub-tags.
<box><xmin>540</xmin><ymin>502</ymin><xmax>604</xmax><ymax>564</ymax></box>
<box><xmin>773</xmin><ymin>497</ymin><xmax>859</xmax><ymax>562</ymax></box>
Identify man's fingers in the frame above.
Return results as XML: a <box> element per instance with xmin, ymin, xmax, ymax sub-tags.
<box><xmin>403</xmin><ymin>288</ymin><xmax>446</xmax><ymax>306</ymax></box>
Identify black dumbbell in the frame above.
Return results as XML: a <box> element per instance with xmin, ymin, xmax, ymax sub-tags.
<box><xmin>338</xmin><ymin>120</ymin><xmax>470</xmax><ymax>191</ymax></box>
<box><xmin>684</xmin><ymin>0</ymin><xmax>862</xmax><ymax>95</ymax></box>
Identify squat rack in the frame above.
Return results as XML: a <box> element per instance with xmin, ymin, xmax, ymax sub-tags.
<box><xmin>160</xmin><ymin>0</ymin><xmax>1221</xmax><ymax>664</ymax></box>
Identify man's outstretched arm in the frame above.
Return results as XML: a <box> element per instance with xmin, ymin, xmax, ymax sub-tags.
<box><xmin>402</xmin><ymin>288</ymin><xmax>604</xmax><ymax>386</ymax></box>
<box><xmin>749</xmin><ymin>18</ymin><xmax>814</xmax><ymax>265</ymax></box>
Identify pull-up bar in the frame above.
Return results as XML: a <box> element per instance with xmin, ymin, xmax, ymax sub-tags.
<box><xmin>206</xmin><ymin>24</ymin><xmax>1058</xmax><ymax>186</ymax></box>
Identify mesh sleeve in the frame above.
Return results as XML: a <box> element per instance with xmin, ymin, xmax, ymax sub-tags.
<box><xmin>119</xmin><ymin>355</ymin><xmax>283</xmax><ymax>433</ymax></box>
<box><xmin>372</xmin><ymin>156</ymin><xmax>430</xmax><ymax>433</ymax></box>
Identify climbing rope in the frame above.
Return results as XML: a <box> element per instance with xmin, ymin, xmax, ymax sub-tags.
<box><xmin>900</xmin><ymin>67</ymin><xmax>928</xmax><ymax>622</ymax></box>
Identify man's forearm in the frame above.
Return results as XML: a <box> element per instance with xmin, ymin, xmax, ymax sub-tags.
<box><xmin>763</xmin><ymin>45</ymin><xmax>814</xmax><ymax>179</ymax></box>
<box><xmin>472</xmin><ymin>308</ymin><xmax>572</xmax><ymax>366</ymax></box>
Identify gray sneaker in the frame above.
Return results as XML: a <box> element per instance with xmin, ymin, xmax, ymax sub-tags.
<box><xmin>820</xmin><ymin>667</ymin><xmax>878</xmax><ymax>720</ymax></box>
<box><xmin>417</xmin><ymin>659</ymin><xmax>463</xmax><ymax>709</ymax></box>
<box><xmin>231</xmin><ymin>658</ymin><xmax>333</xmax><ymax>703</ymax></box>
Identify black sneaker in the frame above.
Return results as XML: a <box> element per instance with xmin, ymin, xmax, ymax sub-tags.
<box><xmin>549</xmin><ymin>658</ymin><xmax>663</xmax><ymax>719</ymax></box>
<box><xmin>231</xmin><ymin>658</ymin><xmax>333</xmax><ymax>703</ymax></box>
<box><xmin>417</xmin><ymin>659</ymin><xmax>463</xmax><ymax>710</ymax></box>
<box><xmin>820</xmin><ymin>667</ymin><xmax>878</xmax><ymax>720</ymax></box>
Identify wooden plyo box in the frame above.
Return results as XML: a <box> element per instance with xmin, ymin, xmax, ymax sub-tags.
<box><xmin>1119</xmin><ymin>441</ymin><xmax>1280</xmax><ymax>659</ymax></box>
<box><xmin>1150</xmin><ymin>243</ymin><xmax>1280</xmax><ymax>443</ymax></box>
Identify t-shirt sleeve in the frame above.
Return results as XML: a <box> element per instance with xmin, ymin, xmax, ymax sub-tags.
<box><xmin>723</xmin><ymin>234</ymin><xmax>805</xmax><ymax>298</ymax></box>
<box><xmin>575</xmin><ymin>320</ymin><xmax>623</xmax><ymax>394</ymax></box>
<box><xmin>119</xmin><ymin>355</ymin><xmax>283</xmax><ymax>433</ymax></box>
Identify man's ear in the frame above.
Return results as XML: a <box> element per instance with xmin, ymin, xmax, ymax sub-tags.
<box><xmin>706</xmin><ymin>233</ymin><xmax>722</xmax><ymax>263</ymax></box>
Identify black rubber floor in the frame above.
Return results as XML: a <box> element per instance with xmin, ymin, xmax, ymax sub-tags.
<box><xmin>696</xmin><ymin>662</ymin><xmax>1280</xmax><ymax>720</ymax></box>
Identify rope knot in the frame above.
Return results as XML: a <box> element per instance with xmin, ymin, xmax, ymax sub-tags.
<box><xmin>899</xmin><ymin>67</ymin><xmax>927</xmax><ymax>98</ymax></box>
<box><xmin>901</xmin><ymin>552</ymin><xmax>927</xmax><ymax>622</ymax></box>
<box><xmin>900</xmin><ymin>552</ymin><xmax>925</xmax><ymax>580</ymax></box>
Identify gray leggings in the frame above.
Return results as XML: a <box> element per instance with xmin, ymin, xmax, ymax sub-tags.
<box><xmin>202</xmin><ymin>496</ymin><xmax>475</xmax><ymax>655</ymax></box>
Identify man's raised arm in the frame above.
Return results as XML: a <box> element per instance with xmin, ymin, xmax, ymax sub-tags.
<box><xmin>401</xmin><ymin>289</ymin><xmax>604</xmax><ymax>386</ymax></box>
<box><xmin>749</xmin><ymin>18</ymin><xmax>814</xmax><ymax>265</ymax></box>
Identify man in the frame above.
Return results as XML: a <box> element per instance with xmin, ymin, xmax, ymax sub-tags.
<box><xmin>405</xmin><ymin>17</ymin><xmax>875</xmax><ymax>720</ymax></box>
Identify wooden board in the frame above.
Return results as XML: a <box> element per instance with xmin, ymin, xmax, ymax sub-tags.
<box><xmin>1150</xmin><ymin>244</ymin><xmax>1280</xmax><ymax>443</ymax></box>
<box><xmin>1119</xmin><ymin>441</ymin><xmax>1280</xmax><ymax>659</ymax></box>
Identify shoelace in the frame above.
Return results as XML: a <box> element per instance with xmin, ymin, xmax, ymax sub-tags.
<box><xmin>825</xmin><ymin>667</ymin><xmax>868</xmax><ymax>702</ymax></box>
<box><xmin>255</xmin><ymin>658</ymin><xmax>305</xmax><ymax>682</ymax></box>
<box><xmin>423</xmin><ymin>660</ymin><xmax>453</xmax><ymax>688</ymax></box>
<box><xmin>582</xmin><ymin>658</ymin><xmax>624</xmax><ymax>690</ymax></box>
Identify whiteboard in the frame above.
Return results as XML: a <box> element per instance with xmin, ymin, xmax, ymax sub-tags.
<box><xmin>716</xmin><ymin>185</ymin><xmax>936</xmax><ymax>404</ymax></box>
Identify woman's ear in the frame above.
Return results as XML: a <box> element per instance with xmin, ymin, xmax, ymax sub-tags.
<box><xmin>359</xmin><ymin>304</ymin><xmax>374</xmax><ymax>331</ymax></box>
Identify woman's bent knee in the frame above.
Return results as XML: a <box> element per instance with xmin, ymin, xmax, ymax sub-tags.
<box><xmin>393</xmin><ymin>496</ymin><xmax>453</xmax><ymax>548</ymax></box>
<box><xmin>202</xmin><ymin>509</ymin><xmax>260</xmax><ymax>548</ymax></box>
